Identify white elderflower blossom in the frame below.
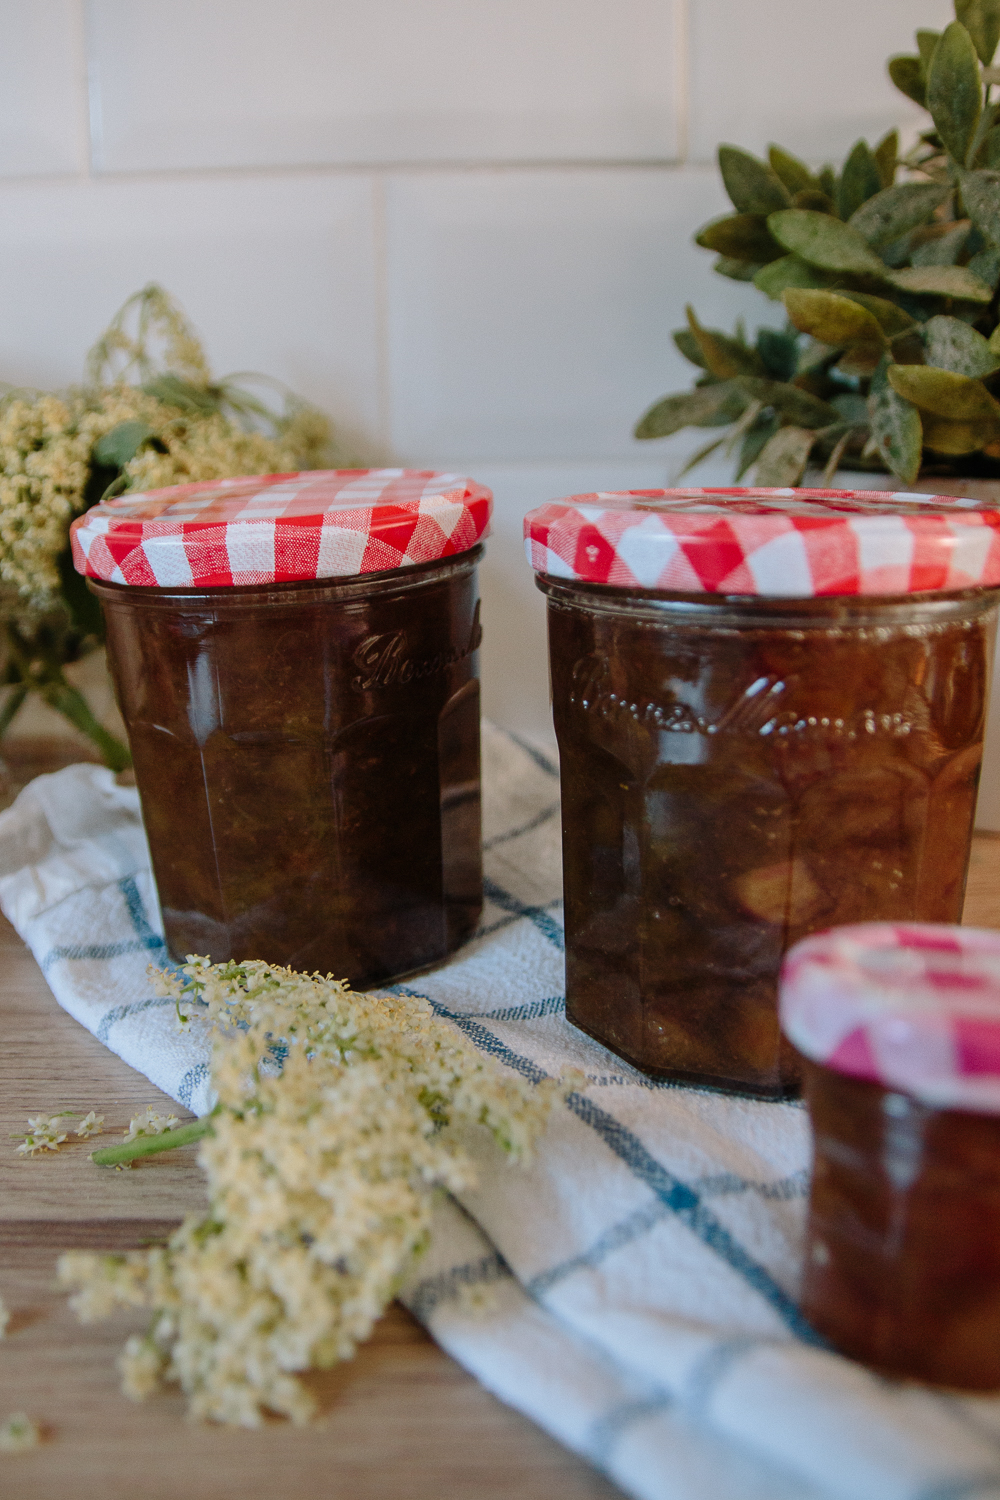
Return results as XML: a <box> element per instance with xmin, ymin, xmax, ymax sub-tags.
<box><xmin>75</xmin><ymin>1111</ymin><xmax>104</xmax><ymax>1139</ymax></box>
<box><xmin>15</xmin><ymin>1113</ymin><xmax>73</xmax><ymax>1155</ymax></box>
<box><xmin>0</xmin><ymin>1414</ymin><xmax>39</xmax><ymax>1453</ymax></box>
<box><xmin>59</xmin><ymin>958</ymin><xmax>564</xmax><ymax>1427</ymax></box>
<box><xmin>124</xmin><ymin>1107</ymin><xmax>180</xmax><ymax>1142</ymax></box>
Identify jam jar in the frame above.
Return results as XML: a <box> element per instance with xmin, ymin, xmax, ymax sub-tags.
<box><xmin>524</xmin><ymin>487</ymin><xmax>1000</xmax><ymax>1097</ymax></box>
<box><xmin>71</xmin><ymin>469</ymin><xmax>491</xmax><ymax>987</ymax></box>
<box><xmin>781</xmin><ymin>922</ymin><xmax>1000</xmax><ymax>1389</ymax></box>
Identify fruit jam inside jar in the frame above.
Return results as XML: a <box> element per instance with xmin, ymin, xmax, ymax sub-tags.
<box><xmin>71</xmin><ymin>469</ymin><xmax>492</xmax><ymax>989</ymax></box>
<box><xmin>524</xmin><ymin>487</ymin><xmax>1000</xmax><ymax>1098</ymax></box>
<box><xmin>782</xmin><ymin>923</ymin><xmax>1000</xmax><ymax>1389</ymax></box>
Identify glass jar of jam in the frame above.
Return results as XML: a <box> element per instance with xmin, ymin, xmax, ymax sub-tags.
<box><xmin>71</xmin><ymin>469</ymin><xmax>491</xmax><ymax>988</ymax></box>
<box><xmin>781</xmin><ymin>922</ymin><xmax>1000</xmax><ymax>1389</ymax></box>
<box><xmin>524</xmin><ymin>487</ymin><xmax>1000</xmax><ymax>1097</ymax></box>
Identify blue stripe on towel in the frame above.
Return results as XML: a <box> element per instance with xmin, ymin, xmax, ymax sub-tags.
<box><xmin>395</xmin><ymin>991</ymin><xmax>819</xmax><ymax>1344</ymax></box>
<box><xmin>96</xmin><ymin>995</ymin><xmax>178</xmax><ymax>1043</ymax></box>
<box><xmin>588</xmin><ymin>1393</ymin><xmax>675</xmax><ymax>1466</ymax></box>
<box><xmin>407</xmin><ymin>1251</ymin><xmax>513</xmax><ymax>1322</ymax></box>
<box><xmin>482</xmin><ymin>877</ymin><xmax>564</xmax><ymax>951</ymax></box>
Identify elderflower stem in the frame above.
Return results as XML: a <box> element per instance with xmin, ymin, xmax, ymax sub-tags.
<box><xmin>91</xmin><ymin>1116</ymin><xmax>213</xmax><ymax>1166</ymax></box>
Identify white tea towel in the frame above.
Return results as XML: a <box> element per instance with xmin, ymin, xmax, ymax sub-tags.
<box><xmin>2</xmin><ymin>723</ymin><xmax>1000</xmax><ymax>1500</ymax></box>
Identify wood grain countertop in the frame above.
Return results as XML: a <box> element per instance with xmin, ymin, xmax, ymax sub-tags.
<box><xmin>1</xmin><ymin>739</ymin><xmax>997</xmax><ymax>1500</ymax></box>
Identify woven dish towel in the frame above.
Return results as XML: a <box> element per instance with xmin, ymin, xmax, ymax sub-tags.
<box><xmin>1</xmin><ymin>723</ymin><xmax>999</xmax><ymax>1500</ymax></box>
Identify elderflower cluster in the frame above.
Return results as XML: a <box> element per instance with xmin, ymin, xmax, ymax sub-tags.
<box><xmin>0</xmin><ymin>383</ymin><xmax>316</xmax><ymax>614</ymax></box>
<box><xmin>15</xmin><ymin>1112</ymin><xmax>72</xmax><ymax>1155</ymax></box>
<box><xmin>59</xmin><ymin>958</ymin><xmax>562</xmax><ymax>1427</ymax></box>
<box><xmin>124</xmin><ymin>1107</ymin><xmax>179</xmax><ymax>1142</ymax></box>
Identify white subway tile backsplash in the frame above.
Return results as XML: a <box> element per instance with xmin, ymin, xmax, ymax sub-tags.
<box><xmin>0</xmin><ymin>2</ymin><xmax>85</xmax><ymax>177</ymax></box>
<box><xmin>88</xmin><ymin>0</ymin><xmax>679</xmax><ymax>173</ymax></box>
<box><xmin>384</xmin><ymin>167</ymin><xmax>785</xmax><ymax>465</ymax></box>
<box><xmin>0</xmin><ymin>174</ymin><xmax>382</xmax><ymax>454</ymax></box>
<box><xmin>473</xmin><ymin>460</ymin><xmax>688</xmax><ymax>747</ymax></box>
<box><xmin>689</xmin><ymin>0</ymin><xmax>955</xmax><ymax>166</ymax></box>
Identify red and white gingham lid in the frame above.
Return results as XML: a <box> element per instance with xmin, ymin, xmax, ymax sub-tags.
<box><xmin>70</xmin><ymin>469</ymin><xmax>492</xmax><ymax>588</ymax></box>
<box><xmin>524</xmin><ymin>486</ymin><xmax>1000</xmax><ymax>596</ymax></box>
<box><xmin>780</xmin><ymin>923</ymin><xmax>1000</xmax><ymax>1112</ymax></box>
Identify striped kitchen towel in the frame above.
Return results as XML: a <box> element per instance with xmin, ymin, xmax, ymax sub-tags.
<box><xmin>0</xmin><ymin>723</ymin><xmax>998</xmax><ymax>1500</ymax></box>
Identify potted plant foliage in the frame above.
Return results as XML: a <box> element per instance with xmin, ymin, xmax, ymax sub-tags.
<box><xmin>635</xmin><ymin>1</ymin><xmax>1000</xmax><ymax>491</ymax></box>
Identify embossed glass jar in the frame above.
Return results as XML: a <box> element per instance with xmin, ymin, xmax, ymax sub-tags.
<box><xmin>71</xmin><ymin>469</ymin><xmax>491</xmax><ymax>987</ymax></box>
<box><xmin>524</xmin><ymin>487</ymin><xmax>1000</xmax><ymax>1098</ymax></box>
<box><xmin>782</xmin><ymin>923</ymin><xmax>1000</xmax><ymax>1388</ymax></box>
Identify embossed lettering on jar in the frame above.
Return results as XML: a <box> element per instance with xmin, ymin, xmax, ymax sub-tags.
<box><xmin>525</xmin><ymin>488</ymin><xmax>1000</xmax><ymax>1098</ymax></box>
<box><xmin>71</xmin><ymin>469</ymin><xmax>492</xmax><ymax>989</ymax></box>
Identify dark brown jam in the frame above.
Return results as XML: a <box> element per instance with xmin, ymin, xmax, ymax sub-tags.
<box><xmin>801</xmin><ymin>1060</ymin><xmax>1000</xmax><ymax>1389</ymax></box>
<box><xmin>93</xmin><ymin>548</ymin><xmax>483</xmax><ymax>987</ymax></box>
<box><xmin>541</xmin><ymin>580</ymin><xmax>996</xmax><ymax>1097</ymax></box>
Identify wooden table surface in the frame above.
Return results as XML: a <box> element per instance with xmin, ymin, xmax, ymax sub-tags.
<box><xmin>1</xmin><ymin>739</ymin><xmax>998</xmax><ymax>1500</ymax></box>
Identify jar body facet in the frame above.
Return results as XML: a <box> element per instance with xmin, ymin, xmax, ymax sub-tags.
<box><xmin>541</xmin><ymin>579</ymin><xmax>998</xmax><ymax>1097</ymax></box>
<box><xmin>801</xmin><ymin>1060</ymin><xmax>1000</xmax><ymax>1388</ymax></box>
<box><xmin>94</xmin><ymin>550</ymin><xmax>483</xmax><ymax>987</ymax></box>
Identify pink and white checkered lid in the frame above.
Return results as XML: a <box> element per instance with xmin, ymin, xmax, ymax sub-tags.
<box><xmin>780</xmin><ymin>923</ymin><xmax>1000</xmax><ymax>1113</ymax></box>
<box><xmin>524</xmin><ymin>486</ymin><xmax>1000</xmax><ymax>596</ymax></box>
<box><xmin>70</xmin><ymin>469</ymin><xmax>492</xmax><ymax>588</ymax></box>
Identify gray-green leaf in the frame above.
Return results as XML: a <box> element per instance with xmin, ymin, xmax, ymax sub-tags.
<box><xmin>634</xmin><ymin>383</ymin><xmax>739</xmax><ymax>441</ymax></box>
<box><xmin>868</xmin><ymin>357</ymin><xmax>923</xmax><ymax>484</ymax></box>
<box><xmin>768</xmin><ymin>146</ymin><xmax>815</xmax><ymax>196</ymax></box>
<box><xmin>956</xmin><ymin>0</ymin><xmax>1000</xmax><ymax>65</ymax></box>
<box><xmin>737</xmin><ymin>377</ymin><xmax>840</xmax><ymax>428</ymax></box>
<box><xmin>756</xmin><ymin>328</ymin><xmax>799</xmax><ymax>382</ymax></box>
<box><xmin>696</xmin><ymin>213</ymin><xmax>783</xmax><ymax>262</ymax></box>
<box><xmin>753</xmin><ymin>254</ymin><xmax>835</xmax><ymax>300</ymax></box>
<box><xmin>888</xmin><ymin>55</ymin><xmax>925</xmax><ymax>106</ymax></box>
<box><xmin>886</xmin><ymin>263</ymin><xmax>993</xmax><ymax>300</ymax></box>
<box><xmin>927</xmin><ymin>21</ymin><xmax>982</xmax><ymax>165</ymax></box>
<box><xmin>92</xmin><ymin>421</ymin><xmax>156</xmax><ymax>469</ymax></box>
<box><xmin>970</xmin><ymin>244</ymin><xmax>1000</xmax><ymax>286</ymax></box>
<box><xmin>753</xmin><ymin>426</ymin><xmax>816</xmax><ymax>486</ymax></box>
<box><xmin>713</xmin><ymin>256</ymin><xmax>761</xmax><ymax>281</ymax></box>
<box><xmin>848</xmin><ymin>181</ymin><xmax>951</xmax><ymax>247</ymax></box>
<box><xmin>874</xmin><ymin>129</ymin><xmax>899</xmax><ymax>189</ymax></box>
<box><xmin>837</xmin><ymin>140</ymin><xmax>883</xmax><ymax>220</ymax></box>
<box><xmin>672</xmin><ymin>328</ymin><xmax>707</xmax><ymax>369</ymax></box>
<box><xmin>916</xmin><ymin>30</ymin><xmax>941</xmax><ymax>73</ymax></box>
<box><xmin>718</xmin><ymin>145</ymin><xmax>791</xmax><ymax>215</ymax></box>
<box><xmin>959</xmin><ymin>168</ymin><xmax>1000</xmax><ymax>244</ymax></box>
<box><xmin>767</xmin><ymin>209</ymin><xmax>888</xmax><ymax>276</ymax></box>
<box><xmin>979</xmin><ymin>125</ymin><xmax>1000</xmax><ymax>168</ymax></box>
<box><xmin>923</xmin><ymin>313</ymin><xmax>1000</xmax><ymax>376</ymax></box>
<box><xmin>911</xmin><ymin>221</ymin><xmax>971</xmax><ymax>265</ymax></box>
<box><xmin>736</xmin><ymin>413</ymin><xmax>780</xmax><ymax>481</ymax></box>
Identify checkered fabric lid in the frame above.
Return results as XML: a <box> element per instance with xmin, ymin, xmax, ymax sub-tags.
<box><xmin>780</xmin><ymin>923</ymin><xmax>1000</xmax><ymax>1112</ymax></box>
<box><xmin>523</xmin><ymin>486</ymin><xmax>1000</xmax><ymax>596</ymax></box>
<box><xmin>70</xmin><ymin>469</ymin><xmax>492</xmax><ymax>587</ymax></box>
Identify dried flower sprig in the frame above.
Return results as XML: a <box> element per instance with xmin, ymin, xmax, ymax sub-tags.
<box><xmin>59</xmin><ymin>958</ymin><xmax>562</xmax><ymax>1426</ymax></box>
<box><xmin>0</xmin><ymin>284</ymin><xmax>340</xmax><ymax>766</ymax></box>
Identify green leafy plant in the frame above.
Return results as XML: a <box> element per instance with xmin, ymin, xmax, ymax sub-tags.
<box><xmin>636</xmin><ymin>1</ymin><xmax>1000</xmax><ymax>487</ymax></box>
